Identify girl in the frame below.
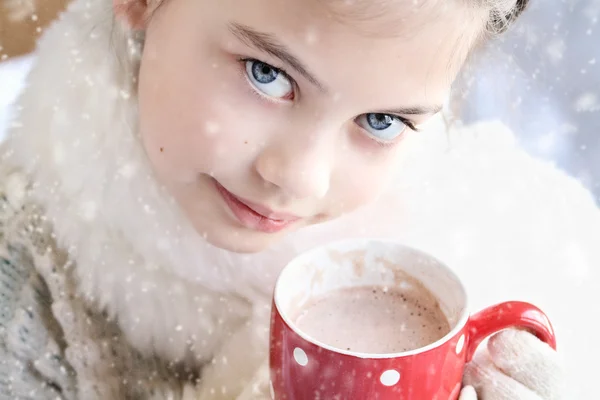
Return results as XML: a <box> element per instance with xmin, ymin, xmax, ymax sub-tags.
<box><xmin>1</xmin><ymin>0</ymin><xmax>597</xmax><ymax>398</ymax></box>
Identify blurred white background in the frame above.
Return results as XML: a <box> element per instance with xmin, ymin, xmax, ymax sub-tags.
<box><xmin>455</xmin><ymin>0</ymin><xmax>600</xmax><ymax>201</ymax></box>
<box><xmin>0</xmin><ymin>55</ymin><xmax>34</xmax><ymax>140</ymax></box>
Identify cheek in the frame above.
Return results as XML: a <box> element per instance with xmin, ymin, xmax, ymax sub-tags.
<box><xmin>347</xmin><ymin>173</ymin><xmax>387</xmax><ymax>208</ymax></box>
<box><xmin>330</xmin><ymin>152</ymin><xmax>400</xmax><ymax>215</ymax></box>
<box><xmin>137</xmin><ymin>49</ymin><xmax>264</xmax><ymax>181</ymax></box>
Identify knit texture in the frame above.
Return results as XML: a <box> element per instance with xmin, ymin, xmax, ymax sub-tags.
<box><xmin>0</xmin><ymin>166</ymin><xmax>201</xmax><ymax>399</ymax></box>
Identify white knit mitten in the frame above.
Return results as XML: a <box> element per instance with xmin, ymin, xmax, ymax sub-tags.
<box><xmin>460</xmin><ymin>329</ymin><xmax>564</xmax><ymax>400</ymax></box>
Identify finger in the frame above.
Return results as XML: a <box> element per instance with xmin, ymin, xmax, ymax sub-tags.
<box><xmin>464</xmin><ymin>349</ymin><xmax>543</xmax><ymax>400</ymax></box>
<box><xmin>488</xmin><ymin>329</ymin><xmax>565</xmax><ymax>399</ymax></box>
<box><xmin>458</xmin><ymin>385</ymin><xmax>478</xmax><ymax>400</ymax></box>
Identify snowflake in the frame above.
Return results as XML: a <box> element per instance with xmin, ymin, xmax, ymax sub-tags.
<box><xmin>545</xmin><ymin>39</ymin><xmax>565</xmax><ymax>63</ymax></box>
<box><xmin>305</xmin><ymin>27</ymin><xmax>319</xmax><ymax>45</ymax></box>
<box><xmin>574</xmin><ymin>92</ymin><xmax>600</xmax><ymax>113</ymax></box>
<box><xmin>53</xmin><ymin>143</ymin><xmax>66</xmax><ymax>165</ymax></box>
<box><xmin>119</xmin><ymin>163</ymin><xmax>137</xmax><ymax>179</ymax></box>
<box><xmin>205</xmin><ymin>121</ymin><xmax>221</xmax><ymax>136</ymax></box>
<box><xmin>79</xmin><ymin>201</ymin><xmax>97</xmax><ymax>221</ymax></box>
<box><xmin>4</xmin><ymin>0</ymin><xmax>37</xmax><ymax>22</ymax></box>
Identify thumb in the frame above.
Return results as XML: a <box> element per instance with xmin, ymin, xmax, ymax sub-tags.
<box><xmin>459</xmin><ymin>385</ymin><xmax>478</xmax><ymax>400</ymax></box>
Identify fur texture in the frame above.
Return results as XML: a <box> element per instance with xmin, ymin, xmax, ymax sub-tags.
<box><xmin>2</xmin><ymin>0</ymin><xmax>599</xmax><ymax>397</ymax></box>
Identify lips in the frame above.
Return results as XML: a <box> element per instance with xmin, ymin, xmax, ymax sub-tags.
<box><xmin>214</xmin><ymin>180</ymin><xmax>300</xmax><ymax>233</ymax></box>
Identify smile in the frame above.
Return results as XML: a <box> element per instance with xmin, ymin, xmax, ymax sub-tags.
<box><xmin>214</xmin><ymin>180</ymin><xmax>301</xmax><ymax>233</ymax></box>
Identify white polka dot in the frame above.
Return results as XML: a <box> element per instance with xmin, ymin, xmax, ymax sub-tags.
<box><xmin>269</xmin><ymin>381</ymin><xmax>275</xmax><ymax>399</ymax></box>
<box><xmin>293</xmin><ymin>347</ymin><xmax>308</xmax><ymax>366</ymax></box>
<box><xmin>380</xmin><ymin>370</ymin><xmax>400</xmax><ymax>386</ymax></box>
<box><xmin>456</xmin><ymin>334</ymin><xmax>465</xmax><ymax>354</ymax></box>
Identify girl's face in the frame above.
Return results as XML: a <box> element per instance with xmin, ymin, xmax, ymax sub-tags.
<box><xmin>135</xmin><ymin>0</ymin><xmax>483</xmax><ymax>253</ymax></box>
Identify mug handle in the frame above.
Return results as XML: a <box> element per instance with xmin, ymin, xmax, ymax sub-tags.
<box><xmin>465</xmin><ymin>301</ymin><xmax>557</xmax><ymax>362</ymax></box>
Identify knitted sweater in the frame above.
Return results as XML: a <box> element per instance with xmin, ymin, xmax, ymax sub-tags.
<box><xmin>0</xmin><ymin>166</ymin><xmax>217</xmax><ymax>399</ymax></box>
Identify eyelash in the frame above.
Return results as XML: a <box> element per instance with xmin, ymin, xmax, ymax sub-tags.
<box><xmin>237</xmin><ymin>57</ymin><xmax>297</xmax><ymax>100</ymax></box>
<box><xmin>396</xmin><ymin>117</ymin><xmax>419</xmax><ymax>132</ymax></box>
<box><xmin>238</xmin><ymin>57</ymin><xmax>291</xmax><ymax>76</ymax></box>
<box><xmin>237</xmin><ymin>57</ymin><xmax>420</xmax><ymax>143</ymax></box>
<box><xmin>358</xmin><ymin>116</ymin><xmax>420</xmax><ymax>149</ymax></box>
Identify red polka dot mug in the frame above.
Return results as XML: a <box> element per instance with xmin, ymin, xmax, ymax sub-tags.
<box><xmin>269</xmin><ymin>239</ymin><xmax>556</xmax><ymax>399</ymax></box>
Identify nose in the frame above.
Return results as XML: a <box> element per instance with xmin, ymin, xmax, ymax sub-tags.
<box><xmin>255</xmin><ymin>133</ymin><xmax>333</xmax><ymax>200</ymax></box>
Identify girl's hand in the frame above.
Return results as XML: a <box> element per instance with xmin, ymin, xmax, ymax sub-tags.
<box><xmin>460</xmin><ymin>329</ymin><xmax>565</xmax><ymax>399</ymax></box>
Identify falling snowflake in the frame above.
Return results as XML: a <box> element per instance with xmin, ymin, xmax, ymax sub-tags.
<box><xmin>4</xmin><ymin>0</ymin><xmax>37</xmax><ymax>22</ymax></box>
<box><xmin>205</xmin><ymin>121</ymin><xmax>221</xmax><ymax>136</ymax></box>
<box><xmin>574</xmin><ymin>92</ymin><xmax>600</xmax><ymax>112</ymax></box>
<box><xmin>79</xmin><ymin>201</ymin><xmax>97</xmax><ymax>221</ymax></box>
<box><xmin>305</xmin><ymin>27</ymin><xmax>319</xmax><ymax>45</ymax></box>
<box><xmin>545</xmin><ymin>39</ymin><xmax>565</xmax><ymax>63</ymax></box>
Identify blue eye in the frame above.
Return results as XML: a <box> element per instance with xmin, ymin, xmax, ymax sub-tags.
<box><xmin>245</xmin><ymin>60</ymin><xmax>293</xmax><ymax>99</ymax></box>
<box><xmin>357</xmin><ymin>113</ymin><xmax>407</xmax><ymax>142</ymax></box>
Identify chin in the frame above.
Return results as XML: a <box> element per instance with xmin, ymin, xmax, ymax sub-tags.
<box><xmin>202</xmin><ymin>228</ymin><xmax>284</xmax><ymax>254</ymax></box>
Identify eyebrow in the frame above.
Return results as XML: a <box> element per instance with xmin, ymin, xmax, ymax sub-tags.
<box><xmin>379</xmin><ymin>104</ymin><xmax>444</xmax><ymax>116</ymax></box>
<box><xmin>229</xmin><ymin>23</ymin><xmax>442</xmax><ymax>117</ymax></box>
<box><xmin>228</xmin><ymin>22</ymin><xmax>327</xmax><ymax>92</ymax></box>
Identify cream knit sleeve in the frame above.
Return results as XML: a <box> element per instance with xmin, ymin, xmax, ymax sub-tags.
<box><xmin>0</xmin><ymin>169</ymin><xmax>77</xmax><ymax>399</ymax></box>
<box><xmin>0</xmin><ymin>164</ymin><xmax>196</xmax><ymax>400</ymax></box>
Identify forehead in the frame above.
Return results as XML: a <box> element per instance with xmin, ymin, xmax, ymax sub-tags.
<box><xmin>226</xmin><ymin>0</ymin><xmax>485</xmax><ymax>108</ymax></box>
<box><xmin>322</xmin><ymin>0</ymin><xmax>471</xmax><ymax>36</ymax></box>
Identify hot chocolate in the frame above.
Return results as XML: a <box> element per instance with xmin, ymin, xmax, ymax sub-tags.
<box><xmin>293</xmin><ymin>283</ymin><xmax>451</xmax><ymax>354</ymax></box>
